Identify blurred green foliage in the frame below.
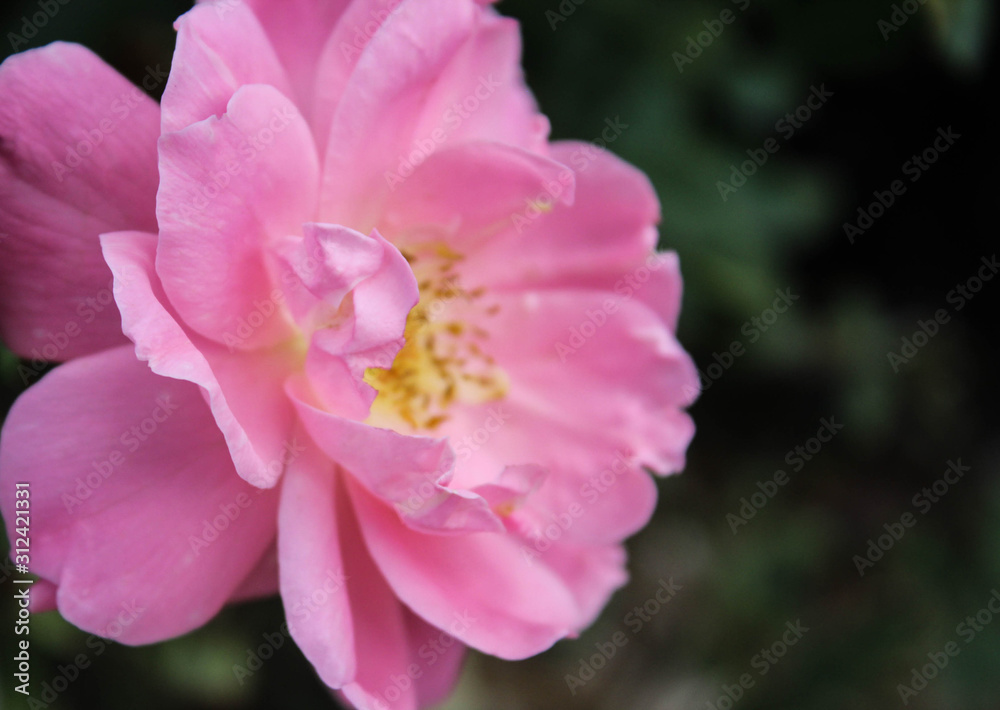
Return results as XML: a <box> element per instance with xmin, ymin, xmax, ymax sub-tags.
<box><xmin>0</xmin><ymin>0</ymin><xmax>996</xmax><ymax>708</ymax></box>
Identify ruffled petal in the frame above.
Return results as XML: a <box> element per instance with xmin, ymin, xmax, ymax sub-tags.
<box><xmin>156</xmin><ymin>83</ymin><xmax>319</xmax><ymax>349</ymax></box>
<box><xmin>102</xmin><ymin>231</ymin><xmax>299</xmax><ymax>489</ymax></box>
<box><xmin>162</xmin><ymin>2</ymin><xmax>293</xmax><ymax>133</ymax></box>
<box><xmin>347</xmin><ymin>477</ymin><xmax>581</xmax><ymax>660</ymax></box>
<box><xmin>289</xmin><ymin>381</ymin><xmax>502</xmax><ymax>535</ymax></box>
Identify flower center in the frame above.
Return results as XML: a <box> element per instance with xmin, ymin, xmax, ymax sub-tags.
<box><xmin>363</xmin><ymin>244</ymin><xmax>506</xmax><ymax>431</ymax></box>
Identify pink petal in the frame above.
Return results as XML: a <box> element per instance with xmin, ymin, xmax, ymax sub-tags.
<box><xmin>409</xmin><ymin>13</ymin><xmax>549</xmax><ymax>154</ymax></box>
<box><xmin>461</xmin><ymin>140</ymin><xmax>661</xmax><ymax>294</ymax></box>
<box><xmin>333</xmin><ymin>480</ymin><xmax>415</xmax><ymax>710</ymax></box>
<box><xmin>156</xmin><ymin>84</ymin><xmax>319</xmax><ymax>349</ymax></box>
<box><xmin>442</xmin><ymin>401</ymin><xmax>661</xmax><ymax>546</ymax></box>
<box><xmin>437</xmin><ymin>288</ymin><xmax>696</xmax><ymax>543</ymax></box>
<box><xmin>0</xmin><ymin>43</ymin><xmax>158</xmax><ymax>360</ymax></box>
<box><xmin>229</xmin><ymin>544</ymin><xmax>279</xmax><ymax>603</ymax></box>
<box><xmin>275</xmin><ymin>223</ymin><xmax>385</xmax><ymax>310</ymax></box>
<box><xmin>270</xmin><ymin>223</ymin><xmax>418</xmax><ymax>419</ymax></box>
<box><xmin>377</xmin><ymin>140</ymin><xmax>574</xmax><ymax>249</ymax></box>
<box><xmin>289</xmin><ymin>381</ymin><xmax>502</xmax><ymax>535</ymax></box>
<box><xmin>242</xmin><ymin>0</ymin><xmax>350</xmax><ymax>119</ymax></box>
<box><xmin>162</xmin><ymin>2</ymin><xmax>293</xmax><ymax>133</ymax></box>
<box><xmin>278</xmin><ymin>444</ymin><xmax>356</xmax><ymax>688</ymax></box>
<box><xmin>319</xmin><ymin>0</ymin><xmax>477</xmax><ymax>227</ymax></box>
<box><xmin>0</xmin><ymin>346</ymin><xmax>278</xmax><ymax>644</ymax></box>
<box><xmin>403</xmin><ymin>609</ymin><xmax>468</xmax><ymax>709</ymax></box>
<box><xmin>520</xmin><ymin>539</ymin><xmax>628</xmax><ymax>631</ymax></box>
<box><xmin>279</xmin><ymin>448</ymin><xmax>428</xmax><ymax>710</ymax></box>
<box><xmin>308</xmin><ymin>0</ymin><xmax>413</xmax><ymax>156</ymax></box>
<box><xmin>478</xmin><ymin>289</ymin><xmax>697</xmax><ymax>475</ymax></box>
<box><xmin>102</xmin><ymin>231</ymin><xmax>299</xmax><ymax>489</ymax></box>
<box><xmin>28</xmin><ymin>579</ymin><xmax>58</xmax><ymax>613</ymax></box>
<box><xmin>347</xmin><ymin>477</ymin><xmax>581</xmax><ymax>659</ymax></box>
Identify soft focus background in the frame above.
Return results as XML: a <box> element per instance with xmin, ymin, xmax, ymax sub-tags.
<box><xmin>1</xmin><ymin>0</ymin><xmax>997</xmax><ymax>708</ymax></box>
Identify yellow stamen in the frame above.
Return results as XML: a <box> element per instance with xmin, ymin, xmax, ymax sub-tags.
<box><xmin>364</xmin><ymin>243</ymin><xmax>505</xmax><ymax>430</ymax></box>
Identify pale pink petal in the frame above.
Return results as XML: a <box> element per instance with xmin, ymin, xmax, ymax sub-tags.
<box><xmin>102</xmin><ymin>231</ymin><xmax>299</xmax><ymax>489</ymax></box>
<box><xmin>436</xmin><ymin>288</ymin><xmax>695</xmax><ymax>543</ymax></box>
<box><xmin>270</xmin><ymin>223</ymin><xmax>418</xmax><ymax>419</ymax></box>
<box><xmin>442</xmin><ymin>401</ymin><xmax>661</xmax><ymax>545</ymax></box>
<box><xmin>309</xmin><ymin>0</ymin><xmax>414</xmax><ymax>155</ymax></box>
<box><xmin>319</xmin><ymin>0</ymin><xmax>477</xmax><ymax>227</ymax></box>
<box><xmin>241</xmin><ymin>0</ymin><xmax>350</xmax><ymax>119</ymax></box>
<box><xmin>338</xmin><ymin>485</ymin><xmax>416</xmax><ymax>710</ymax></box>
<box><xmin>461</xmin><ymin>141</ymin><xmax>661</xmax><ymax>294</ymax></box>
<box><xmin>279</xmin><ymin>447</ymin><xmax>420</xmax><ymax>710</ymax></box>
<box><xmin>161</xmin><ymin>2</ymin><xmax>293</xmax><ymax>133</ymax></box>
<box><xmin>156</xmin><ymin>84</ymin><xmax>319</xmax><ymax>349</ymax></box>
<box><xmin>517</xmin><ymin>539</ymin><xmax>628</xmax><ymax>630</ymax></box>
<box><xmin>289</xmin><ymin>382</ymin><xmax>502</xmax><ymax>535</ymax></box>
<box><xmin>377</xmin><ymin>141</ymin><xmax>574</xmax><ymax>249</ymax></box>
<box><xmin>0</xmin><ymin>346</ymin><xmax>278</xmax><ymax>644</ymax></box>
<box><xmin>276</xmin><ymin>223</ymin><xmax>384</xmax><ymax>309</ymax></box>
<box><xmin>403</xmin><ymin>609</ymin><xmax>468</xmax><ymax>709</ymax></box>
<box><xmin>0</xmin><ymin>43</ymin><xmax>158</xmax><ymax>360</ymax></box>
<box><xmin>278</xmin><ymin>444</ymin><xmax>355</xmax><ymax>688</ymax></box>
<box><xmin>476</xmin><ymin>289</ymin><xmax>697</xmax><ymax>474</ymax></box>
<box><xmin>347</xmin><ymin>477</ymin><xmax>581</xmax><ymax>659</ymax></box>
<box><xmin>410</xmin><ymin>12</ymin><xmax>549</xmax><ymax>154</ymax></box>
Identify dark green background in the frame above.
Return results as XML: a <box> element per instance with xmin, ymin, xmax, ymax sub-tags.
<box><xmin>1</xmin><ymin>0</ymin><xmax>997</xmax><ymax>708</ymax></box>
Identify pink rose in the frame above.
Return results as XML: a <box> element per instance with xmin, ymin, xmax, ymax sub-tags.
<box><xmin>0</xmin><ymin>1</ymin><xmax>698</xmax><ymax>707</ymax></box>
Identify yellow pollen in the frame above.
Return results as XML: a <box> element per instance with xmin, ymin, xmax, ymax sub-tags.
<box><xmin>363</xmin><ymin>245</ymin><xmax>506</xmax><ymax>431</ymax></box>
